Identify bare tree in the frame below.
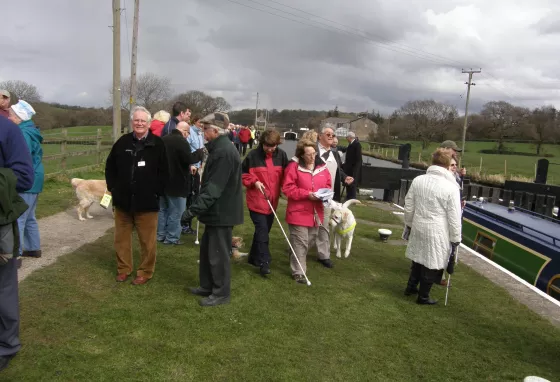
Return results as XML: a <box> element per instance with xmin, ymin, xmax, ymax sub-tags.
<box><xmin>109</xmin><ymin>72</ymin><xmax>172</xmax><ymax>112</ymax></box>
<box><xmin>174</xmin><ymin>90</ymin><xmax>231</xmax><ymax>116</ymax></box>
<box><xmin>481</xmin><ymin>101</ymin><xmax>529</xmax><ymax>153</ymax></box>
<box><xmin>398</xmin><ymin>99</ymin><xmax>458</xmax><ymax>149</ymax></box>
<box><xmin>529</xmin><ymin>105</ymin><xmax>557</xmax><ymax>155</ymax></box>
<box><xmin>0</xmin><ymin>80</ymin><xmax>42</xmax><ymax>103</ymax></box>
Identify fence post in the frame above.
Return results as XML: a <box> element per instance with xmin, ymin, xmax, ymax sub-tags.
<box><xmin>61</xmin><ymin>128</ymin><xmax>67</xmax><ymax>171</ymax></box>
<box><xmin>96</xmin><ymin>128</ymin><xmax>102</xmax><ymax>165</ymax></box>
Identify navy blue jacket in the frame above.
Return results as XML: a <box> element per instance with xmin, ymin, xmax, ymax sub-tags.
<box><xmin>0</xmin><ymin>116</ymin><xmax>34</xmax><ymax>192</ymax></box>
<box><xmin>160</xmin><ymin>116</ymin><xmax>179</xmax><ymax>137</ymax></box>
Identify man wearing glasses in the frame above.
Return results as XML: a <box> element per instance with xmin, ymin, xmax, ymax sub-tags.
<box><xmin>0</xmin><ymin>90</ymin><xmax>10</xmax><ymax>118</ymax></box>
<box><xmin>105</xmin><ymin>106</ymin><xmax>169</xmax><ymax>285</ymax></box>
<box><xmin>315</xmin><ymin>127</ymin><xmax>354</xmax><ymax>268</ymax></box>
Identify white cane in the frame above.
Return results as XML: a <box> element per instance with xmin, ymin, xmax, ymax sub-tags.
<box><xmin>445</xmin><ymin>274</ymin><xmax>451</xmax><ymax>306</ymax></box>
<box><xmin>260</xmin><ymin>188</ymin><xmax>312</xmax><ymax>286</ymax></box>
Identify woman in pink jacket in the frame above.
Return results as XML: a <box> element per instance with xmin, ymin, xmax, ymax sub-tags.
<box><xmin>282</xmin><ymin>138</ymin><xmax>332</xmax><ymax>283</ymax></box>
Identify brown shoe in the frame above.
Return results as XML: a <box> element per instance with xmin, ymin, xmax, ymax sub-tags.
<box><xmin>131</xmin><ymin>276</ymin><xmax>150</xmax><ymax>285</ymax></box>
<box><xmin>116</xmin><ymin>273</ymin><xmax>130</xmax><ymax>282</ymax></box>
<box><xmin>22</xmin><ymin>250</ymin><xmax>42</xmax><ymax>258</ymax></box>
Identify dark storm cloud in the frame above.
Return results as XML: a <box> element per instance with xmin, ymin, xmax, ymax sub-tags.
<box><xmin>1</xmin><ymin>0</ymin><xmax>559</xmax><ymax>115</ymax></box>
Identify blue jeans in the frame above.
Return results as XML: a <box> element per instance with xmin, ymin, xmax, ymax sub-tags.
<box><xmin>17</xmin><ymin>193</ymin><xmax>40</xmax><ymax>256</ymax></box>
<box><xmin>157</xmin><ymin>195</ymin><xmax>186</xmax><ymax>244</ymax></box>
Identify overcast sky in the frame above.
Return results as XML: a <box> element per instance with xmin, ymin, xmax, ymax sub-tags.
<box><xmin>2</xmin><ymin>0</ymin><xmax>560</xmax><ymax>114</ymax></box>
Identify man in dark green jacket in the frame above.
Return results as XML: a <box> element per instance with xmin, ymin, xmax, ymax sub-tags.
<box><xmin>184</xmin><ymin>112</ymin><xmax>243</xmax><ymax>307</ymax></box>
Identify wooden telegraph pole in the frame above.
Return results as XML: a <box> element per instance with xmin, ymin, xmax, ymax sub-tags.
<box><xmin>460</xmin><ymin>68</ymin><xmax>481</xmax><ymax>155</ymax></box>
<box><xmin>129</xmin><ymin>0</ymin><xmax>139</xmax><ymax>114</ymax></box>
<box><xmin>112</xmin><ymin>0</ymin><xmax>121</xmax><ymax>143</ymax></box>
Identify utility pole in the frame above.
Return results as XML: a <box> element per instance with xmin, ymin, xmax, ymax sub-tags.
<box><xmin>254</xmin><ymin>92</ymin><xmax>259</xmax><ymax>129</ymax></box>
<box><xmin>264</xmin><ymin>109</ymin><xmax>268</xmax><ymax>129</ymax></box>
<box><xmin>461</xmin><ymin>68</ymin><xmax>481</xmax><ymax>156</ymax></box>
<box><xmin>112</xmin><ymin>0</ymin><xmax>121</xmax><ymax>143</ymax></box>
<box><xmin>129</xmin><ymin>0</ymin><xmax>139</xmax><ymax>118</ymax></box>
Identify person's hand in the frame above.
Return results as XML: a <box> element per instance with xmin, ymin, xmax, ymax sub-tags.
<box><xmin>308</xmin><ymin>192</ymin><xmax>319</xmax><ymax>201</ymax></box>
<box><xmin>190</xmin><ymin>166</ymin><xmax>197</xmax><ymax>175</ymax></box>
<box><xmin>461</xmin><ymin>200</ymin><xmax>466</xmax><ymax>209</ymax></box>
<box><xmin>183</xmin><ymin>209</ymin><xmax>194</xmax><ymax>221</ymax></box>
<box><xmin>255</xmin><ymin>181</ymin><xmax>266</xmax><ymax>194</ymax></box>
<box><xmin>460</xmin><ymin>167</ymin><xmax>466</xmax><ymax>176</ymax></box>
<box><xmin>344</xmin><ymin>176</ymin><xmax>354</xmax><ymax>185</ymax></box>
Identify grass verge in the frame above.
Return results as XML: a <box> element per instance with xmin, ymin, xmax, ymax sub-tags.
<box><xmin>6</xmin><ymin>202</ymin><xmax>560</xmax><ymax>381</ymax></box>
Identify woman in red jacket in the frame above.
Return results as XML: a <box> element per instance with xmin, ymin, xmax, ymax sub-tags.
<box><xmin>282</xmin><ymin>138</ymin><xmax>332</xmax><ymax>283</ymax></box>
<box><xmin>242</xmin><ymin>130</ymin><xmax>289</xmax><ymax>276</ymax></box>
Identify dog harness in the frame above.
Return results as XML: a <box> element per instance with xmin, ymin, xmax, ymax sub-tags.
<box><xmin>336</xmin><ymin>221</ymin><xmax>356</xmax><ymax>235</ymax></box>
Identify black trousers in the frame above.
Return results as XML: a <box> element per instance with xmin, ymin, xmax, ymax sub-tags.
<box><xmin>241</xmin><ymin>143</ymin><xmax>248</xmax><ymax>156</ymax></box>
<box><xmin>199</xmin><ymin>225</ymin><xmax>232</xmax><ymax>298</ymax></box>
<box><xmin>183</xmin><ymin>172</ymin><xmax>200</xmax><ymax>227</ymax></box>
<box><xmin>249</xmin><ymin>139</ymin><xmax>254</xmax><ymax>149</ymax></box>
<box><xmin>0</xmin><ymin>257</ymin><xmax>20</xmax><ymax>357</ymax></box>
<box><xmin>345</xmin><ymin>184</ymin><xmax>357</xmax><ymax>200</ymax></box>
<box><xmin>247</xmin><ymin>210</ymin><xmax>274</xmax><ymax>266</ymax></box>
<box><xmin>406</xmin><ymin>261</ymin><xmax>443</xmax><ymax>300</ymax></box>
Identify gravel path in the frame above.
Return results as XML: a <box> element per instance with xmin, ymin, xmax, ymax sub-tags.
<box><xmin>18</xmin><ymin>204</ymin><xmax>114</xmax><ymax>282</ymax></box>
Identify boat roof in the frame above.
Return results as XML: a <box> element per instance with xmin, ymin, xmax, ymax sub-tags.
<box><xmin>466</xmin><ymin>201</ymin><xmax>560</xmax><ymax>247</ymax></box>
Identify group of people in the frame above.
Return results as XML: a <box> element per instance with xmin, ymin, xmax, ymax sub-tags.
<box><xmin>104</xmin><ymin>105</ymin><xmax>366</xmax><ymax>308</ymax></box>
<box><xmin>0</xmin><ymin>90</ymin><xmax>46</xmax><ymax>371</ymax></box>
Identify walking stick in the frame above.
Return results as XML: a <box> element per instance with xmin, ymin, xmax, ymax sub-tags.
<box><xmin>445</xmin><ymin>274</ymin><xmax>451</xmax><ymax>306</ymax></box>
<box><xmin>260</xmin><ymin>188</ymin><xmax>312</xmax><ymax>286</ymax></box>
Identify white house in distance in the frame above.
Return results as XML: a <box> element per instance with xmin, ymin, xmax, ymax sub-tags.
<box><xmin>320</xmin><ymin>116</ymin><xmax>378</xmax><ymax>141</ymax></box>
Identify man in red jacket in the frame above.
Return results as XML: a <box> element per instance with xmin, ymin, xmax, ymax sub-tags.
<box><xmin>238</xmin><ymin>125</ymin><xmax>252</xmax><ymax>156</ymax></box>
<box><xmin>241</xmin><ymin>129</ymin><xmax>288</xmax><ymax>276</ymax></box>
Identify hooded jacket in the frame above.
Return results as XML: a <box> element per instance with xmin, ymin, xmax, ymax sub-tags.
<box><xmin>242</xmin><ymin>145</ymin><xmax>288</xmax><ymax>214</ymax></box>
<box><xmin>18</xmin><ymin>119</ymin><xmax>44</xmax><ymax>194</ymax></box>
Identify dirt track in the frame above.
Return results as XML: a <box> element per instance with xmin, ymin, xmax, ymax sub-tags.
<box><xmin>17</xmin><ymin>203</ymin><xmax>113</xmax><ymax>282</ymax></box>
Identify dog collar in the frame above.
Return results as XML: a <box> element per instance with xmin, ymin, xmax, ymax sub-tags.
<box><xmin>337</xmin><ymin>221</ymin><xmax>356</xmax><ymax>235</ymax></box>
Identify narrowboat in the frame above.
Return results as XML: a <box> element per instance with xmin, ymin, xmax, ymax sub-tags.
<box><xmin>462</xmin><ymin>201</ymin><xmax>560</xmax><ymax>302</ymax></box>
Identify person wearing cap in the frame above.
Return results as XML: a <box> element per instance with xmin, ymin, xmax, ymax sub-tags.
<box><xmin>105</xmin><ymin>106</ymin><xmax>169</xmax><ymax>285</ymax></box>
<box><xmin>7</xmin><ymin>100</ymin><xmax>44</xmax><ymax>259</ymax></box>
<box><xmin>0</xmin><ymin>110</ymin><xmax>34</xmax><ymax>372</ymax></box>
<box><xmin>183</xmin><ymin>112</ymin><xmax>243</xmax><ymax>307</ymax></box>
<box><xmin>0</xmin><ymin>90</ymin><xmax>10</xmax><ymax>118</ymax></box>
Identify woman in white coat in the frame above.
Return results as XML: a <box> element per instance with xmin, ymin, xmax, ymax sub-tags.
<box><xmin>403</xmin><ymin>149</ymin><xmax>462</xmax><ymax>305</ymax></box>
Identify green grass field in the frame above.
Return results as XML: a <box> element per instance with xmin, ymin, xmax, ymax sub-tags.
<box><xmin>40</xmin><ymin>126</ymin><xmax>112</xmax><ymax>175</ymax></box>
<box><xmin>366</xmin><ymin>140</ymin><xmax>560</xmax><ymax>185</ymax></box>
<box><xmin>4</xmin><ymin>194</ymin><xmax>560</xmax><ymax>381</ymax></box>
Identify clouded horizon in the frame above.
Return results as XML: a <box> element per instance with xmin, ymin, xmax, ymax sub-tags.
<box><xmin>2</xmin><ymin>0</ymin><xmax>560</xmax><ymax>115</ymax></box>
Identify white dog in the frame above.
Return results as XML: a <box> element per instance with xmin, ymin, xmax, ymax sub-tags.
<box><xmin>329</xmin><ymin>199</ymin><xmax>361</xmax><ymax>258</ymax></box>
<box><xmin>71</xmin><ymin>178</ymin><xmax>111</xmax><ymax>221</ymax></box>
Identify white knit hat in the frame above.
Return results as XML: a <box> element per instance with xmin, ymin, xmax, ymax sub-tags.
<box><xmin>11</xmin><ymin>100</ymin><xmax>36</xmax><ymax>121</ymax></box>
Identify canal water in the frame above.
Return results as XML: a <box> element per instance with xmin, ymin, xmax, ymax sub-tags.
<box><xmin>280</xmin><ymin>140</ymin><xmax>402</xmax><ymax>199</ymax></box>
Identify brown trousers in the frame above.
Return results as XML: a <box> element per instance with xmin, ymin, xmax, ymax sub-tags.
<box><xmin>114</xmin><ymin>208</ymin><xmax>158</xmax><ymax>278</ymax></box>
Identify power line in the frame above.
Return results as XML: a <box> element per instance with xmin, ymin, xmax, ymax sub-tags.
<box><xmin>222</xmin><ymin>0</ymin><xmax>461</xmax><ymax>69</ymax></box>
<box><xmin>258</xmin><ymin>0</ymin><xmax>474</xmax><ymax>69</ymax></box>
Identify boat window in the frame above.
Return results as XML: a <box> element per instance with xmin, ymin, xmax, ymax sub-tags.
<box><xmin>548</xmin><ymin>275</ymin><xmax>560</xmax><ymax>301</ymax></box>
<box><xmin>473</xmin><ymin>232</ymin><xmax>496</xmax><ymax>259</ymax></box>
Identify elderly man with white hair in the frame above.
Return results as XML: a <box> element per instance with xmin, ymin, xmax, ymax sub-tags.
<box><xmin>105</xmin><ymin>106</ymin><xmax>169</xmax><ymax>285</ymax></box>
<box><xmin>183</xmin><ymin>112</ymin><xmax>243</xmax><ymax>307</ymax></box>
<box><xmin>342</xmin><ymin>131</ymin><xmax>362</xmax><ymax>201</ymax></box>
